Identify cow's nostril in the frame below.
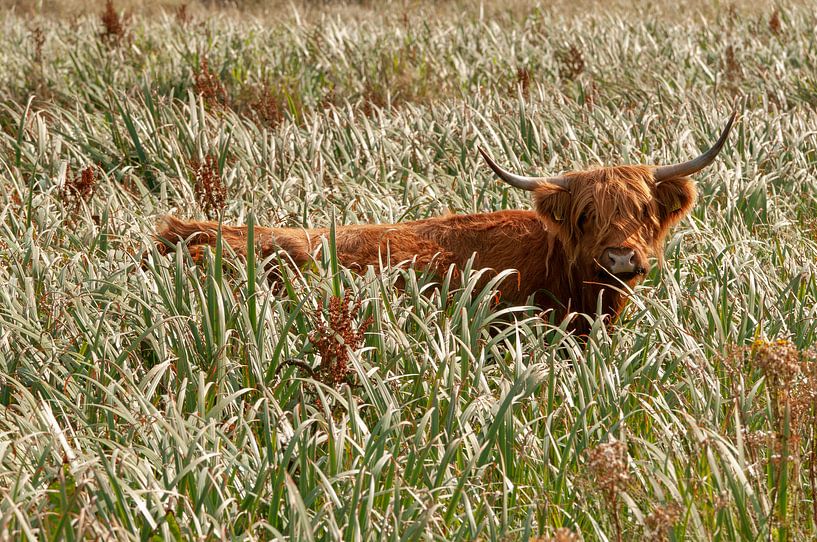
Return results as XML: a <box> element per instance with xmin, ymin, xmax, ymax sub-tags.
<box><xmin>602</xmin><ymin>247</ymin><xmax>639</xmax><ymax>275</ymax></box>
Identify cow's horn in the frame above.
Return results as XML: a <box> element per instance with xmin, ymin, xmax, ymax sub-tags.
<box><xmin>654</xmin><ymin>111</ymin><xmax>737</xmax><ymax>182</ymax></box>
<box><xmin>479</xmin><ymin>147</ymin><xmax>570</xmax><ymax>191</ymax></box>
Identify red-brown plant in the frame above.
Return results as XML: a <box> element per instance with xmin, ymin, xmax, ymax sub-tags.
<box><xmin>60</xmin><ymin>165</ymin><xmax>98</xmax><ymax>213</ymax></box>
<box><xmin>194</xmin><ymin>58</ymin><xmax>227</xmax><ymax>108</ymax></box>
<box><xmin>309</xmin><ymin>292</ymin><xmax>373</xmax><ymax>387</ymax></box>
<box><xmin>191</xmin><ymin>155</ymin><xmax>226</xmax><ymax>218</ymax></box>
<box><xmin>99</xmin><ymin>0</ymin><xmax>128</xmax><ymax>46</ymax></box>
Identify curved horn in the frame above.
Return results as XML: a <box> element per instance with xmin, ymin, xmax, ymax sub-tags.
<box><xmin>478</xmin><ymin>147</ymin><xmax>570</xmax><ymax>191</ymax></box>
<box><xmin>654</xmin><ymin>111</ymin><xmax>737</xmax><ymax>182</ymax></box>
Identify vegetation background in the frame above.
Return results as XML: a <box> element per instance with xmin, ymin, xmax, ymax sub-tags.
<box><xmin>1</xmin><ymin>0</ymin><xmax>816</xmax><ymax>540</ymax></box>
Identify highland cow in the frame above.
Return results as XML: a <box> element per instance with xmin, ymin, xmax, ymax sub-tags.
<box><xmin>157</xmin><ymin>113</ymin><xmax>736</xmax><ymax>328</ymax></box>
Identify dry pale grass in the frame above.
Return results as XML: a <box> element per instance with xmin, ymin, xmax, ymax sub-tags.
<box><xmin>2</xmin><ymin>0</ymin><xmax>817</xmax><ymax>539</ymax></box>
<box><xmin>1</xmin><ymin>0</ymin><xmax>807</xmax><ymax>22</ymax></box>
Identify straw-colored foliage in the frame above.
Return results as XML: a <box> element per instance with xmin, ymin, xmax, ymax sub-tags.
<box><xmin>1</xmin><ymin>1</ymin><xmax>816</xmax><ymax>539</ymax></box>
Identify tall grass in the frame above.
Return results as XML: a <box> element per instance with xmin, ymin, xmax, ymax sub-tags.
<box><xmin>1</xmin><ymin>1</ymin><xmax>816</xmax><ymax>540</ymax></box>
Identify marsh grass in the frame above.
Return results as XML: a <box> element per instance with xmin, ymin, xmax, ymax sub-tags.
<box><xmin>1</xmin><ymin>1</ymin><xmax>817</xmax><ymax>540</ymax></box>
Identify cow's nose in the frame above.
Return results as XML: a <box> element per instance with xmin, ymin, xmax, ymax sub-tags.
<box><xmin>602</xmin><ymin>247</ymin><xmax>637</xmax><ymax>274</ymax></box>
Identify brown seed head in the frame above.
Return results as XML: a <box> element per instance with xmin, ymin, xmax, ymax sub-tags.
<box><xmin>556</xmin><ymin>44</ymin><xmax>585</xmax><ymax>81</ymax></box>
<box><xmin>538</xmin><ymin>527</ymin><xmax>581</xmax><ymax>542</ymax></box>
<box><xmin>191</xmin><ymin>155</ymin><xmax>226</xmax><ymax>219</ymax></box>
<box><xmin>753</xmin><ymin>339</ymin><xmax>801</xmax><ymax>387</ymax></box>
<box><xmin>99</xmin><ymin>0</ymin><xmax>128</xmax><ymax>46</ymax></box>
<box><xmin>194</xmin><ymin>58</ymin><xmax>228</xmax><ymax>108</ymax></box>
<box><xmin>769</xmin><ymin>9</ymin><xmax>782</xmax><ymax>35</ymax></box>
<box><xmin>644</xmin><ymin>503</ymin><xmax>681</xmax><ymax>541</ymax></box>
<box><xmin>60</xmin><ymin>165</ymin><xmax>98</xmax><ymax>214</ymax></box>
<box><xmin>309</xmin><ymin>292</ymin><xmax>373</xmax><ymax>388</ymax></box>
<box><xmin>175</xmin><ymin>3</ymin><xmax>191</xmax><ymax>26</ymax></box>
<box><xmin>586</xmin><ymin>440</ymin><xmax>630</xmax><ymax>502</ymax></box>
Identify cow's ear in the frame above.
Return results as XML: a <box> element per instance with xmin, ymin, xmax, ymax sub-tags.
<box><xmin>533</xmin><ymin>184</ymin><xmax>572</xmax><ymax>234</ymax></box>
<box><xmin>654</xmin><ymin>176</ymin><xmax>697</xmax><ymax>231</ymax></box>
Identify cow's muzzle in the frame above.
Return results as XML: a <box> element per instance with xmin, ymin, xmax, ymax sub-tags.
<box><xmin>601</xmin><ymin>247</ymin><xmax>645</xmax><ymax>276</ymax></box>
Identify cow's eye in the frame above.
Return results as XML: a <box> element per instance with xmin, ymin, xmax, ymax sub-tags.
<box><xmin>577</xmin><ymin>212</ymin><xmax>588</xmax><ymax>233</ymax></box>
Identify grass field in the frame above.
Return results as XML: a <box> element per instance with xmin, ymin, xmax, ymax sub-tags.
<box><xmin>1</xmin><ymin>1</ymin><xmax>817</xmax><ymax>540</ymax></box>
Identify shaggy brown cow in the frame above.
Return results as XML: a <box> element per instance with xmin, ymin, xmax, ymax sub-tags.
<box><xmin>157</xmin><ymin>113</ymin><xmax>735</xmax><ymax>328</ymax></box>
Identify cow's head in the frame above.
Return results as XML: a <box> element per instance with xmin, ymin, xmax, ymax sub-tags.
<box><xmin>480</xmin><ymin>112</ymin><xmax>735</xmax><ymax>286</ymax></box>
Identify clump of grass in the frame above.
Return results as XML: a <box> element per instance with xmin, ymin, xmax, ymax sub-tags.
<box><xmin>26</xmin><ymin>26</ymin><xmax>48</xmax><ymax>99</ymax></box>
<box><xmin>237</xmin><ymin>81</ymin><xmax>289</xmax><ymax>127</ymax></box>
<box><xmin>191</xmin><ymin>155</ymin><xmax>226</xmax><ymax>218</ymax></box>
<box><xmin>355</xmin><ymin>45</ymin><xmax>435</xmax><ymax>115</ymax></box>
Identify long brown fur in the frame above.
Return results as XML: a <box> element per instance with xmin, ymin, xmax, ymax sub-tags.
<box><xmin>156</xmin><ymin>164</ymin><xmax>696</xmax><ymax>330</ymax></box>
